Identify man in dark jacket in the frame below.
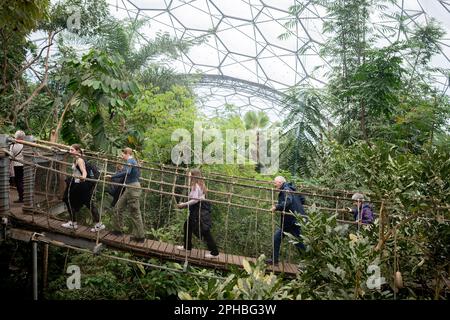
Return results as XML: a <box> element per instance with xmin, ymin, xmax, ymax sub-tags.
<box><xmin>267</xmin><ymin>176</ymin><xmax>306</xmax><ymax>265</ymax></box>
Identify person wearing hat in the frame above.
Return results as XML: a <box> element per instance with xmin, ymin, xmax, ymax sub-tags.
<box><xmin>350</xmin><ymin>193</ymin><xmax>374</xmax><ymax>224</ymax></box>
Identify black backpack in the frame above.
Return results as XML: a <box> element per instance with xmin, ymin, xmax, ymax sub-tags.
<box><xmin>84</xmin><ymin>159</ymin><xmax>100</xmax><ymax>180</ymax></box>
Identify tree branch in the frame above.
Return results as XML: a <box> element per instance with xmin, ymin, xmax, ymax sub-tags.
<box><xmin>54</xmin><ymin>89</ymin><xmax>80</xmax><ymax>142</ymax></box>
<box><xmin>16</xmin><ymin>31</ymin><xmax>53</xmax><ymax>114</ymax></box>
<box><xmin>14</xmin><ymin>28</ymin><xmax>62</xmax><ymax>79</ymax></box>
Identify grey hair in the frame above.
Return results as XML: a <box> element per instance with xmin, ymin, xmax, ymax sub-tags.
<box><xmin>351</xmin><ymin>193</ymin><xmax>365</xmax><ymax>201</ymax></box>
<box><xmin>15</xmin><ymin>130</ymin><xmax>25</xmax><ymax>140</ymax></box>
<box><xmin>274</xmin><ymin>176</ymin><xmax>286</xmax><ymax>183</ymax></box>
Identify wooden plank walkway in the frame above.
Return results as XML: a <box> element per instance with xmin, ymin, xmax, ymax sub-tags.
<box><xmin>8</xmin><ymin>200</ymin><xmax>299</xmax><ymax>277</ymax></box>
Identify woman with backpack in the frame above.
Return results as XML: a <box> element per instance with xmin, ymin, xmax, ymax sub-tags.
<box><xmin>176</xmin><ymin>168</ymin><xmax>219</xmax><ymax>259</ymax></box>
<box><xmin>61</xmin><ymin>144</ymin><xmax>105</xmax><ymax>232</ymax></box>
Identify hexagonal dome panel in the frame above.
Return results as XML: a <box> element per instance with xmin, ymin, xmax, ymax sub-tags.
<box><xmin>105</xmin><ymin>1</ymin><xmax>450</xmax><ymax>120</ymax></box>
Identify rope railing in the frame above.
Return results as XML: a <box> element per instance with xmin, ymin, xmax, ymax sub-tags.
<box><xmin>24</xmin><ymin>150</ymin><xmax>387</xmax><ymax>209</ymax></box>
<box><xmin>23</xmin><ymin>139</ymin><xmax>450</xmax><ymax>208</ymax></box>
<box><xmin>4</xmin><ymin>145</ymin><xmax>450</xmax><ymax>218</ymax></box>
<box><xmin>34</xmin><ymin>139</ymin><xmax>379</xmax><ymax>195</ymax></box>
<box><xmin>18</xmin><ymin>138</ymin><xmax>450</xmax><ymax>209</ymax></box>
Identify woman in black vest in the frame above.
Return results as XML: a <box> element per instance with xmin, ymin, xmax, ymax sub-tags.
<box><xmin>61</xmin><ymin>144</ymin><xmax>103</xmax><ymax>232</ymax></box>
<box><xmin>176</xmin><ymin>168</ymin><xmax>219</xmax><ymax>258</ymax></box>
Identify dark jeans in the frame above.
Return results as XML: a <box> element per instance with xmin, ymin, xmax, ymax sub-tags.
<box><xmin>272</xmin><ymin>227</ymin><xmax>305</xmax><ymax>262</ymax></box>
<box><xmin>63</xmin><ymin>181</ymin><xmax>99</xmax><ymax>223</ymax></box>
<box><xmin>13</xmin><ymin>166</ymin><xmax>24</xmax><ymax>201</ymax></box>
<box><xmin>183</xmin><ymin>218</ymin><xmax>219</xmax><ymax>255</ymax></box>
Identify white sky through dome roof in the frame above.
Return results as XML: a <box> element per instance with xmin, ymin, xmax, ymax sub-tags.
<box><xmin>30</xmin><ymin>0</ymin><xmax>450</xmax><ymax>122</ymax></box>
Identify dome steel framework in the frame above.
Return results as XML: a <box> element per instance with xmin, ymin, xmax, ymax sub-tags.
<box><xmin>80</xmin><ymin>1</ymin><xmax>450</xmax><ymax>119</ymax></box>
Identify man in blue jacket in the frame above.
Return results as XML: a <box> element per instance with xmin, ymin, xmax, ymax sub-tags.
<box><xmin>267</xmin><ymin>176</ymin><xmax>306</xmax><ymax>265</ymax></box>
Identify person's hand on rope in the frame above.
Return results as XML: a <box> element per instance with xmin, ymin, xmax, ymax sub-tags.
<box><xmin>73</xmin><ymin>174</ymin><xmax>83</xmax><ymax>181</ymax></box>
<box><xmin>271</xmin><ymin>205</ymin><xmax>276</xmax><ymax>213</ymax></box>
<box><xmin>177</xmin><ymin>202</ymin><xmax>186</xmax><ymax>209</ymax></box>
<box><xmin>105</xmin><ymin>175</ymin><xmax>112</xmax><ymax>180</ymax></box>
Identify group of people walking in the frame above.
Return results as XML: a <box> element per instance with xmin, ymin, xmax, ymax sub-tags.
<box><xmin>60</xmin><ymin>145</ymin><xmax>145</xmax><ymax>243</ymax></box>
<box><xmin>59</xmin><ymin>143</ymin><xmax>374</xmax><ymax>263</ymax></box>
<box><xmin>10</xmin><ymin>133</ymin><xmax>374</xmax><ymax>263</ymax></box>
<box><xmin>60</xmin><ymin>145</ymin><xmax>219</xmax><ymax>256</ymax></box>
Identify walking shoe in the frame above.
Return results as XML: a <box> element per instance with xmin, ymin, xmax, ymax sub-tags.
<box><xmin>110</xmin><ymin>230</ymin><xmax>123</xmax><ymax>236</ymax></box>
<box><xmin>61</xmin><ymin>221</ymin><xmax>78</xmax><ymax>229</ymax></box>
<box><xmin>265</xmin><ymin>259</ymin><xmax>279</xmax><ymax>266</ymax></box>
<box><xmin>90</xmin><ymin>222</ymin><xmax>106</xmax><ymax>232</ymax></box>
<box><xmin>176</xmin><ymin>245</ymin><xmax>190</xmax><ymax>251</ymax></box>
<box><xmin>205</xmin><ymin>253</ymin><xmax>219</xmax><ymax>259</ymax></box>
<box><xmin>130</xmin><ymin>236</ymin><xmax>145</xmax><ymax>243</ymax></box>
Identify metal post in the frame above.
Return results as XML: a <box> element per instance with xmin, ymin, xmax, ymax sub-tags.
<box><xmin>32</xmin><ymin>241</ymin><xmax>38</xmax><ymax>300</ymax></box>
<box><xmin>43</xmin><ymin>243</ymin><xmax>49</xmax><ymax>290</ymax></box>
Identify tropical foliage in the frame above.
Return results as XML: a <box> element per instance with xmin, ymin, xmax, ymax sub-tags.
<box><xmin>0</xmin><ymin>0</ymin><xmax>448</xmax><ymax>301</ymax></box>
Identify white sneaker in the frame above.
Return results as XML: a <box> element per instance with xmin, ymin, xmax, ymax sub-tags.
<box><xmin>176</xmin><ymin>245</ymin><xmax>190</xmax><ymax>251</ymax></box>
<box><xmin>90</xmin><ymin>222</ymin><xmax>106</xmax><ymax>232</ymax></box>
<box><xmin>61</xmin><ymin>221</ymin><xmax>78</xmax><ymax>229</ymax></box>
<box><xmin>205</xmin><ymin>253</ymin><xmax>219</xmax><ymax>259</ymax></box>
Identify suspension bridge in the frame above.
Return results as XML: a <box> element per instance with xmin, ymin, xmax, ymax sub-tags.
<box><xmin>1</xmin><ymin>134</ymin><xmax>448</xmax><ymax>299</ymax></box>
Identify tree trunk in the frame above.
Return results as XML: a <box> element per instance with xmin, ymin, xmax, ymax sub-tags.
<box><xmin>360</xmin><ymin>99</ymin><xmax>368</xmax><ymax>141</ymax></box>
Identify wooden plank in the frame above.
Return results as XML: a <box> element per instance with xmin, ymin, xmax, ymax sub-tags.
<box><xmin>149</xmin><ymin>239</ymin><xmax>162</xmax><ymax>252</ymax></box>
<box><xmin>10</xmin><ymin>210</ymin><xmax>26</xmax><ymax>220</ymax></box>
<box><xmin>31</xmin><ymin>215</ymin><xmax>48</xmax><ymax>226</ymax></box>
<box><xmin>176</xmin><ymin>249</ymin><xmax>190</xmax><ymax>261</ymax></box>
<box><xmin>158</xmin><ymin>241</ymin><xmax>168</xmax><ymax>255</ymax></box>
<box><xmin>217</xmin><ymin>252</ymin><xmax>227</xmax><ymax>264</ymax></box>
<box><xmin>102</xmin><ymin>232</ymin><xmax>116</xmax><ymax>241</ymax></box>
<box><xmin>120</xmin><ymin>234</ymin><xmax>131</xmax><ymax>245</ymax></box>
<box><xmin>175</xmin><ymin>246</ymin><xmax>191</xmax><ymax>259</ymax></box>
<box><xmin>189</xmin><ymin>248</ymin><xmax>200</xmax><ymax>260</ymax></box>
<box><xmin>286</xmin><ymin>263</ymin><xmax>298</xmax><ymax>275</ymax></box>
<box><xmin>145</xmin><ymin>239</ymin><xmax>157</xmax><ymax>252</ymax></box>
<box><xmin>32</xmin><ymin>215</ymin><xmax>49</xmax><ymax>228</ymax></box>
<box><xmin>231</xmin><ymin>254</ymin><xmax>241</xmax><ymax>267</ymax></box>
<box><xmin>164</xmin><ymin>243</ymin><xmax>175</xmax><ymax>257</ymax></box>
<box><xmin>282</xmin><ymin>263</ymin><xmax>292</xmax><ymax>274</ymax></box>
<box><xmin>222</xmin><ymin>253</ymin><xmax>231</xmax><ymax>266</ymax></box>
<box><xmin>76</xmin><ymin>225</ymin><xmax>92</xmax><ymax>236</ymax></box>
<box><xmin>234</xmin><ymin>255</ymin><xmax>243</xmax><ymax>267</ymax></box>
<box><xmin>198</xmin><ymin>248</ymin><xmax>207</xmax><ymax>260</ymax></box>
<box><xmin>129</xmin><ymin>237</ymin><xmax>146</xmax><ymax>250</ymax></box>
<box><xmin>112</xmin><ymin>234</ymin><xmax>126</xmax><ymax>245</ymax></box>
<box><xmin>47</xmin><ymin>218</ymin><xmax>67</xmax><ymax>233</ymax></box>
<box><xmin>95</xmin><ymin>229</ymin><xmax>111</xmax><ymax>241</ymax></box>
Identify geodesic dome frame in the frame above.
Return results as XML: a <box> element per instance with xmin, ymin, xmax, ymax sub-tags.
<box><xmin>33</xmin><ymin>1</ymin><xmax>450</xmax><ymax>120</ymax></box>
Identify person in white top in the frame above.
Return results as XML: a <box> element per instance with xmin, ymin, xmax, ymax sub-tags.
<box><xmin>9</xmin><ymin>130</ymin><xmax>25</xmax><ymax>203</ymax></box>
<box><xmin>176</xmin><ymin>168</ymin><xmax>219</xmax><ymax>258</ymax></box>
